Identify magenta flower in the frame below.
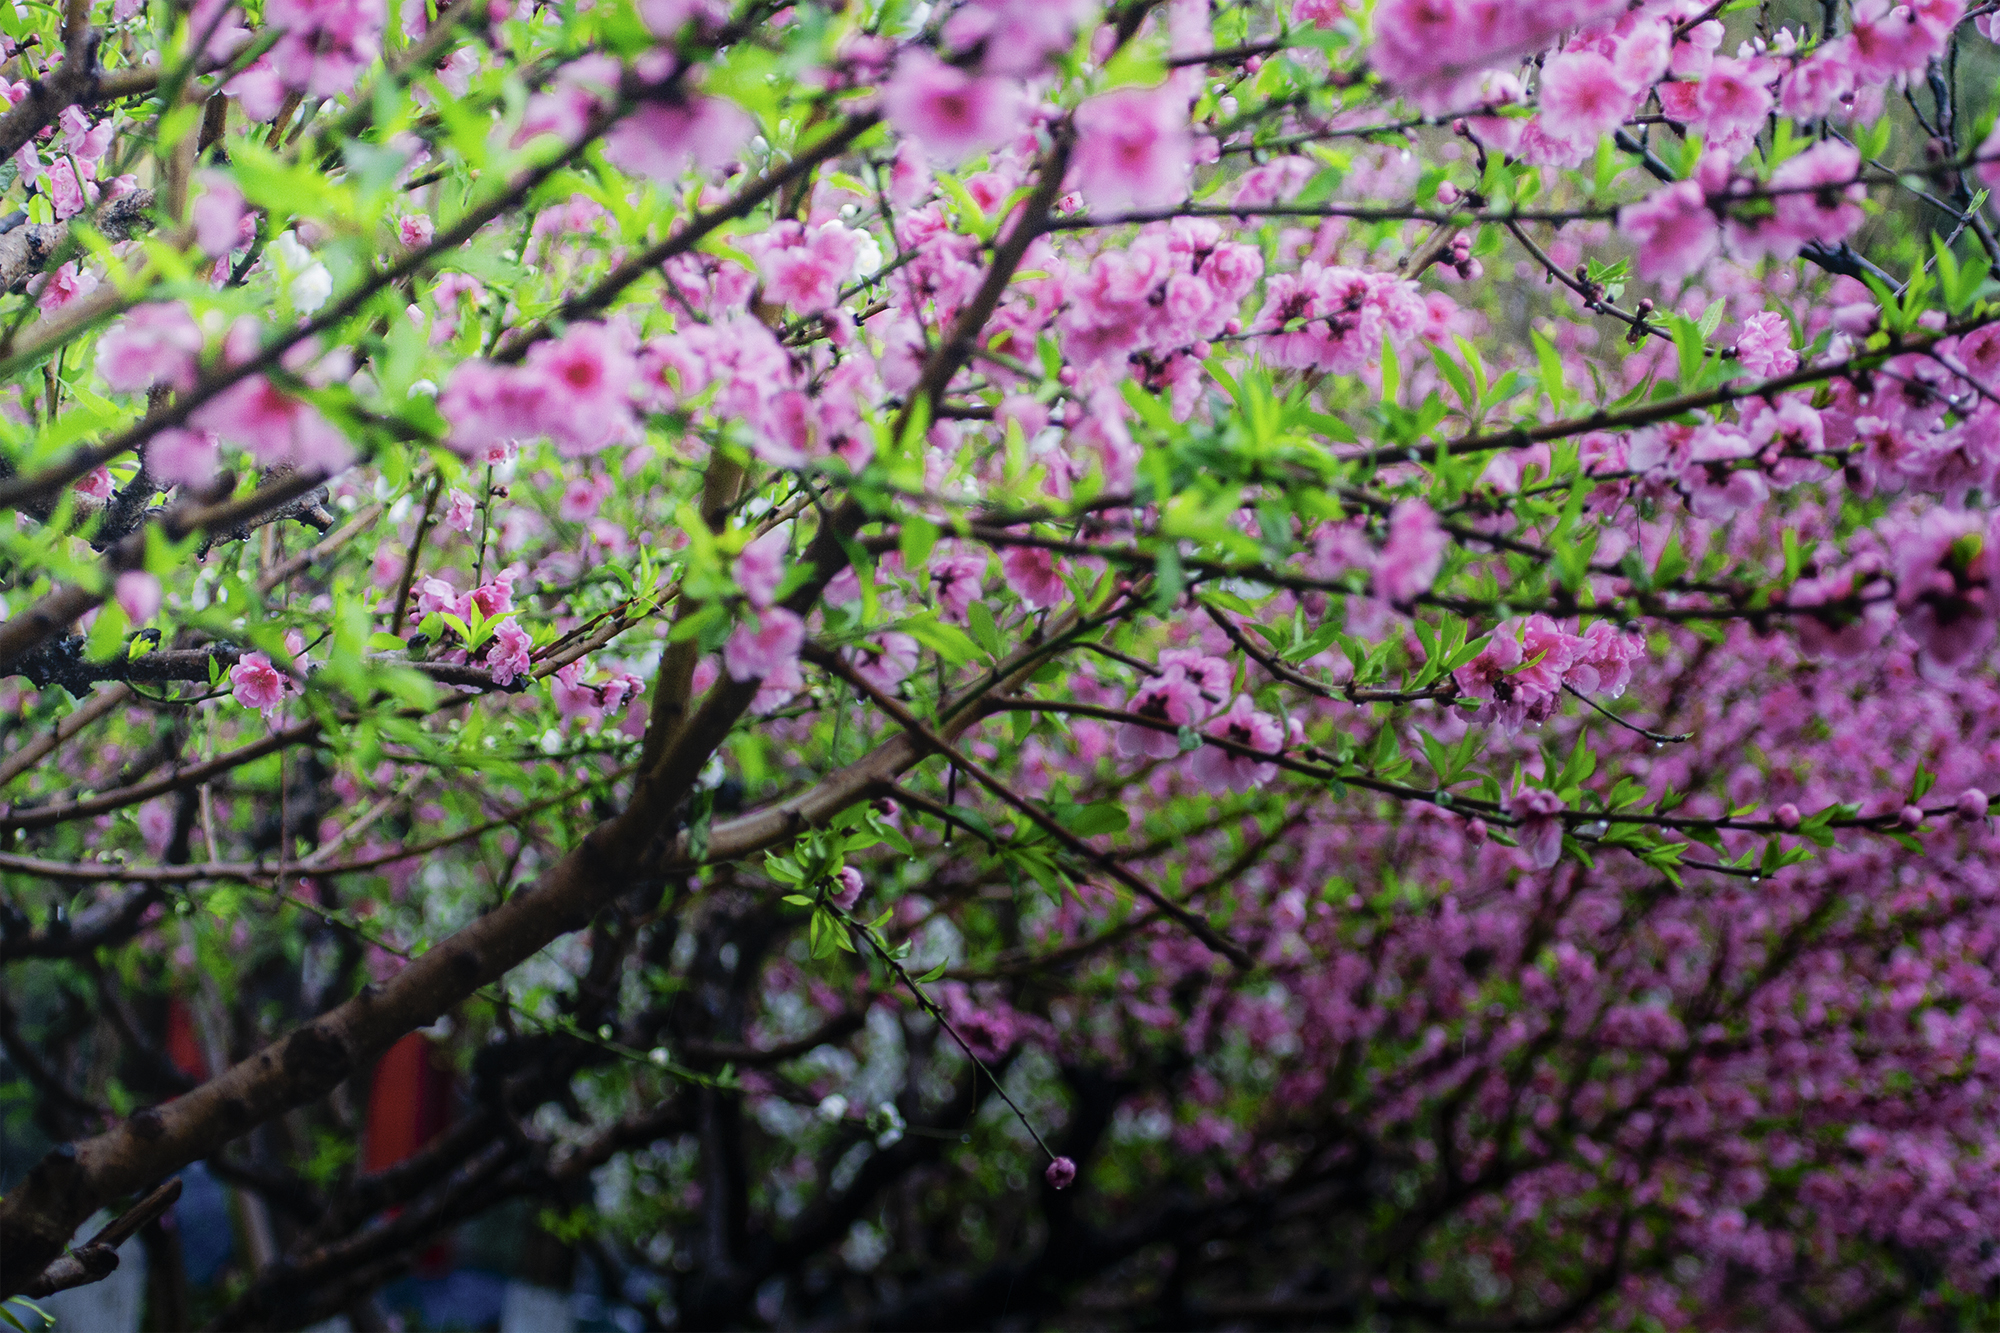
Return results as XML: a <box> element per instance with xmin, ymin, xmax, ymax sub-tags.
<box><xmin>1537</xmin><ymin>50</ymin><xmax>1637</xmax><ymax>148</ymax></box>
<box><xmin>881</xmin><ymin>51</ymin><xmax>1024</xmax><ymax>166</ymax></box>
<box><xmin>1454</xmin><ymin>615</ymin><xmax>1580</xmax><ymax>733</ymax></box>
<box><xmin>603</xmin><ymin>97</ymin><xmax>753</xmax><ymax>184</ymax></box>
<box><xmin>1506</xmin><ymin>788</ymin><xmax>1568</xmax><ymax>870</ymax></box>
<box><xmin>1618</xmin><ymin>180</ymin><xmax>1719</xmax><ymax>282</ymax></box>
<box><xmin>1044</xmin><ymin>1156</ymin><xmax>1077</xmax><ymax>1190</ymax></box>
<box><xmin>484</xmin><ymin>620</ymin><xmax>534</xmax><ymax>687</ymax></box>
<box><xmin>724</xmin><ymin>607</ymin><xmax>805</xmax><ymax>682</ymax></box>
<box><xmin>1072</xmin><ymin>87</ymin><xmax>1192</xmax><ymax>213</ymax></box>
<box><xmin>850</xmin><ymin>632</ymin><xmax>920</xmax><ymax>694</ymax></box>
<box><xmin>1000</xmin><ymin>545</ymin><xmax>1067</xmax><ymax>610</ymax></box>
<box><xmin>1191</xmin><ymin>695</ymin><xmax>1284</xmax><ymax>793</ymax></box>
<box><xmin>1372</xmin><ymin>499</ymin><xmax>1446</xmax><ymax>605</ymax></box>
<box><xmin>1891</xmin><ymin>510</ymin><xmax>1996</xmax><ymax>669</ymax></box>
<box><xmin>1117</xmin><ymin>673</ymin><xmax>1206</xmax><ymax>759</ymax></box>
<box><xmin>230</xmin><ymin>651</ymin><xmax>291</xmax><ymax>716</ymax></box>
<box><xmin>931</xmin><ymin>551</ymin><xmax>986</xmax><ymax>623</ymax></box>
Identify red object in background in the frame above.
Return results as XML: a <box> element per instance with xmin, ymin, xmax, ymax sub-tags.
<box><xmin>165</xmin><ymin>998</ymin><xmax>206</xmax><ymax>1082</ymax></box>
<box><xmin>364</xmin><ymin>1033</ymin><xmax>458</xmax><ymax>1275</ymax></box>
<box><xmin>363</xmin><ymin>1033</ymin><xmax>454</xmax><ymax>1174</ymax></box>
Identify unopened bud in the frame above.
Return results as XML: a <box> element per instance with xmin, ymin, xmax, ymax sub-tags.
<box><xmin>1956</xmin><ymin>788</ymin><xmax>1990</xmax><ymax>821</ymax></box>
<box><xmin>1773</xmin><ymin>803</ymin><xmax>1801</xmax><ymax>830</ymax></box>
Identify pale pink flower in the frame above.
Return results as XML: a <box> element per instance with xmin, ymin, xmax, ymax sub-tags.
<box><xmin>1073</xmin><ymin>86</ymin><xmax>1192</xmax><ymax>212</ymax></box>
<box><xmin>1735</xmin><ymin>312</ymin><xmax>1799</xmax><ymax>379</ymax></box>
<box><xmin>137</xmin><ymin>799</ymin><xmax>176</xmax><ymax>855</ymax></box>
<box><xmin>829</xmin><ymin>866</ymin><xmax>864</xmax><ymax>911</ymax></box>
<box><xmin>724</xmin><ymin>607</ymin><xmax>805</xmax><ymax>681</ymax></box>
<box><xmin>148</xmin><ymin>429</ymin><xmax>220</xmax><ymax>487</ymax></box>
<box><xmin>1000</xmin><ymin>544</ymin><xmax>1067</xmax><ymax>609</ymax></box>
<box><xmin>115</xmin><ymin>570</ymin><xmax>161</xmax><ymax>622</ymax></box>
<box><xmin>192</xmin><ymin>174</ymin><xmax>247</xmax><ymax>257</ymax></box>
<box><xmin>1506</xmin><ymin>787</ymin><xmax>1567</xmax><ymax>869</ymax></box>
<box><xmin>735</xmin><ymin>527</ymin><xmax>790</xmax><ymax>609</ymax></box>
<box><xmin>399</xmin><ymin>214</ymin><xmax>435</xmax><ymax>248</ymax></box>
<box><xmin>230</xmin><ymin>651</ymin><xmax>290</xmax><ymax>715</ymax></box>
<box><xmin>443</xmin><ymin>488</ymin><xmax>478</xmax><ymax>532</ymax></box>
<box><xmin>881</xmin><ymin>50</ymin><xmax>1023</xmax><ymax>165</ymax></box>
<box><xmin>97</xmin><ymin>303</ymin><xmax>203</xmax><ymax>394</ymax></box>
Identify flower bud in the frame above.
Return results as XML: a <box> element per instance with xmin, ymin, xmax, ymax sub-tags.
<box><xmin>1045</xmin><ymin>1156</ymin><xmax>1077</xmax><ymax>1189</ymax></box>
<box><xmin>1465</xmin><ymin>817</ymin><xmax>1489</xmax><ymax>845</ymax></box>
<box><xmin>1955</xmin><ymin>788</ymin><xmax>1989</xmax><ymax>821</ymax></box>
<box><xmin>830</xmin><ymin>866</ymin><xmax>864</xmax><ymax>911</ymax></box>
<box><xmin>1897</xmin><ymin>805</ymin><xmax>1924</xmax><ymax>831</ymax></box>
<box><xmin>1773</xmin><ymin>803</ymin><xmax>1800</xmax><ymax>830</ymax></box>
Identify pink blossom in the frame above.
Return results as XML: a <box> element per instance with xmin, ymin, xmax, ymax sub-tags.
<box><xmin>230</xmin><ymin>651</ymin><xmax>291</xmax><ymax>715</ymax></box>
<box><xmin>1191</xmin><ymin>694</ymin><xmax>1284</xmax><ymax>793</ymax></box>
<box><xmin>1045</xmin><ymin>1156</ymin><xmax>1077</xmax><ymax>1189</ymax></box>
<box><xmin>74</xmin><ymin>466</ymin><xmax>114</xmax><ymax>500</ymax></box>
<box><xmin>34</xmin><ymin>262</ymin><xmax>97</xmax><ymax>314</ymax></box>
<box><xmin>1117</xmin><ymin>673</ymin><xmax>1206</xmax><ymax>759</ymax></box>
<box><xmin>932</xmin><ymin>551</ymin><xmax>985</xmax><ymax>622</ymax></box>
<box><xmin>484</xmin><ymin>619</ymin><xmax>533</xmax><ymax>686</ymax></box>
<box><xmin>1506</xmin><ymin>787</ymin><xmax>1568</xmax><ymax>870</ymax></box>
<box><xmin>443</xmin><ymin>488</ymin><xmax>478</xmax><ymax>532</ymax></box>
<box><xmin>1000</xmin><ymin>545</ymin><xmax>1067</xmax><ymax>609</ymax></box>
<box><xmin>266</xmin><ymin>0</ymin><xmax>385</xmax><ymax>99</ymax></box>
<box><xmin>1891</xmin><ymin>509</ymin><xmax>1996</xmax><ymax>668</ymax></box>
<box><xmin>193</xmin><ymin>175</ymin><xmax>247</xmax><ymax>257</ymax></box>
<box><xmin>603</xmin><ymin>97</ymin><xmax>754</xmax><ymax>183</ymax></box>
<box><xmin>399</xmin><ymin>214</ymin><xmax>435</xmax><ymax>248</ymax></box>
<box><xmin>735</xmin><ymin>528</ymin><xmax>790</xmax><ymax>609</ymax></box>
<box><xmin>137</xmin><ymin>799</ymin><xmax>176</xmax><ymax>855</ymax></box>
<box><xmin>829</xmin><ymin>866</ymin><xmax>864</xmax><ymax>911</ymax></box>
<box><xmin>1373</xmin><ymin>499</ymin><xmax>1446</xmax><ymax>605</ymax></box>
<box><xmin>557</xmin><ymin>474</ymin><xmax>613</xmax><ymax>522</ymax></box>
<box><xmin>522</xmin><ymin>323</ymin><xmax>638</xmax><ymax>456</ymax></box>
<box><xmin>1454</xmin><ymin>615</ymin><xmax>1579</xmax><ymax>733</ymax></box>
<box><xmin>724</xmin><ymin>607</ymin><xmax>805</xmax><ymax>681</ymax></box>
<box><xmin>147</xmin><ymin>429</ymin><xmax>220</xmax><ymax>487</ymax></box>
<box><xmin>1563</xmin><ymin>620</ymin><xmax>1644</xmax><ymax>697</ymax></box>
<box><xmin>1765</xmin><ymin>141</ymin><xmax>1866</xmax><ymax>256</ymax></box>
<box><xmin>115</xmin><ymin>571</ymin><xmax>161</xmax><ymax>622</ymax></box>
<box><xmin>1073</xmin><ymin>86</ymin><xmax>1192</xmax><ymax>212</ymax></box>
<box><xmin>850</xmin><ymin>632</ymin><xmax>920</xmax><ymax>693</ymax></box>
<box><xmin>881</xmin><ymin>51</ymin><xmax>1024</xmax><ymax>166</ymax></box>
<box><xmin>1735</xmin><ymin>312</ymin><xmax>1799</xmax><ymax>379</ymax></box>
<box><xmin>97</xmin><ymin>303</ymin><xmax>203</xmax><ymax>394</ymax></box>
<box><xmin>1618</xmin><ymin>180</ymin><xmax>1720</xmax><ymax>282</ymax></box>
<box><xmin>1537</xmin><ymin>51</ymin><xmax>1636</xmax><ymax>147</ymax></box>
<box><xmin>191</xmin><ymin>376</ymin><xmax>354</xmax><ymax>473</ymax></box>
